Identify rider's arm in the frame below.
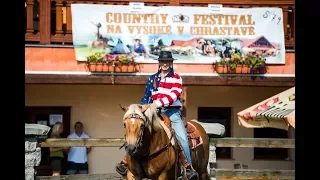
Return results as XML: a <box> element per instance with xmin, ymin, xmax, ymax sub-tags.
<box><xmin>140</xmin><ymin>76</ymin><xmax>153</xmax><ymax>105</ymax></box>
<box><xmin>153</xmin><ymin>74</ymin><xmax>183</xmax><ymax>107</ymax></box>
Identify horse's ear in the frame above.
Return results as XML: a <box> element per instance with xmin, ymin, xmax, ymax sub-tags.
<box><xmin>139</xmin><ymin>104</ymin><xmax>150</xmax><ymax>113</ymax></box>
<box><xmin>119</xmin><ymin>104</ymin><xmax>128</xmax><ymax>112</ymax></box>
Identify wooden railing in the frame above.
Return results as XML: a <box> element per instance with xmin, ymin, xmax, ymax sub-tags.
<box><xmin>25</xmin><ymin>0</ymin><xmax>295</xmax><ymax>49</ymax></box>
<box><xmin>38</xmin><ymin>137</ymin><xmax>295</xmax><ymax>179</ymax></box>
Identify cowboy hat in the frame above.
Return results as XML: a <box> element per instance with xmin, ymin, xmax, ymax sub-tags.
<box><xmin>154</xmin><ymin>50</ymin><xmax>177</xmax><ymax>61</ymax></box>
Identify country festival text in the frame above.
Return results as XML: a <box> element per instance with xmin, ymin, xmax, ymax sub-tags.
<box><xmin>105</xmin><ymin>13</ymin><xmax>256</xmax><ymax>36</ymax></box>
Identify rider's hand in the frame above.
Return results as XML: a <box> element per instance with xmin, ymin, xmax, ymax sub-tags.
<box><xmin>149</xmin><ymin>102</ymin><xmax>159</xmax><ymax>110</ymax></box>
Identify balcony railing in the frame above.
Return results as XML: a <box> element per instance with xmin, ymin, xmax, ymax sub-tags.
<box><xmin>25</xmin><ymin>0</ymin><xmax>295</xmax><ymax>49</ymax></box>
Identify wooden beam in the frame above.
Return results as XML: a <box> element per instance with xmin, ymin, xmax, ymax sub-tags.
<box><xmin>25</xmin><ymin>74</ymin><xmax>295</xmax><ymax>87</ymax></box>
<box><xmin>40</xmin><ymin>137</ymin><xmax>294</xmax><ymax>148</ymax></box>
<box><xmin>40</xmin><ymin>138</ymin><xmax>125</xmax><ymax>147</ymax></box>
<box><xmin>37</xmin><ymin>169</ymin><xmax>295</xmax><ymax>180</ymax></box>
<box><xmin>39</xmin><ymin>0</ymin><xmax>51</xmax><ymax>44</ymax></box>
<box><xmin>211</xmin><ymin>138</ymin><xmax>295</xmax><ymax>148</ymax></box>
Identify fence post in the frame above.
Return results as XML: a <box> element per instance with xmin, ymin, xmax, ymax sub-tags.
<box><xmin>25</xmin><ymin>124</ymin><xmax>50</xmax><ymax>180</ymax></box>
<box><xmin>209</xmin><ymin>142</ymin><xmax>217</xmax><ymax>180</ymax></box>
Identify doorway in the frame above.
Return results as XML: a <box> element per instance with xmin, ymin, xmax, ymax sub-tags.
<box><xmin>25</xmin><ymin>106</ymin><xmax>71</xmax><ymax>176</ymax></box>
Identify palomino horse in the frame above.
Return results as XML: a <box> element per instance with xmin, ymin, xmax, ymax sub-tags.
<box><xmin>89</xmin><ymin>37</ymin><xmax>113</xmax><ymax>51</ymax></box>
<box><xmin>120</xmin><ymin>104</ymin><xmax>210</xmax><ymax>180</ymax></box>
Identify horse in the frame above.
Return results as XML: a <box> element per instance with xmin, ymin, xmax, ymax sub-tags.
<box><xmin>119</xmin><ymin>104</ymin><xmax>210</xmax><ymax>180</ymax></box>
<box><xmin>88</xmin><ymin>37</ymin><xmax>113</xmax><ymax>51</ymax></box>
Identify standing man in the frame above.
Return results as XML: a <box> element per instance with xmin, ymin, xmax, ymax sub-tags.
<box><xmin>66</xmin><ymin>122</ymin><xmax>91</xmax><ymax>175</ymax></box>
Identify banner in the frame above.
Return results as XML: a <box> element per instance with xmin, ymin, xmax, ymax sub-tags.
<box><xmin>71</xmin><ymin>4</ymin><xmax>286</xmax><ymax>64</ymax></box>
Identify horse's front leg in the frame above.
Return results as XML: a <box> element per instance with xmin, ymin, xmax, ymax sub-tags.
<box><xmin>127</xmin><ymin>169</ymin><xmax>144</xmax><ymax>180</ymax></box>
<box><xmin>126</xmin><ymin>170</ymin><xmax>135</xmax><ymax>180</ymax></box>
<box><xmin>158</xmin><ymin>172</ymin><xmax>168</xmax><ymax>180</ymax></box>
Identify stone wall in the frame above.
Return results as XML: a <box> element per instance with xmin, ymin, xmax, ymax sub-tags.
<box><xmin>25</xmin><ymin>137</ymin><xmax>42</xmax><ymax>180</ymax></box>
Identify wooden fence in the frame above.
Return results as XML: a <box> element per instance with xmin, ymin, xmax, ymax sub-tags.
<box><xmin>38</xmin><ymin>137</ymin><xmax>295</xmax><ymax>180</ymax></box>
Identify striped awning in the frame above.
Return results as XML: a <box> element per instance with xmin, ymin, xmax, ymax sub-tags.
<box><xmin>237</xmin><ymin>87</ymin><xmax>295</xmax><ymax>130</ymax></box>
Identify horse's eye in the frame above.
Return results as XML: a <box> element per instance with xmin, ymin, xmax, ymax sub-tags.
<box><xmin>140</xmin><ymin>124</ymin><xmax>145</xmax><ymax>129</ymax></box>
<box><xmin>123</xmin><ymin>123</ymin><xmax>126</xmax><ymax>128</ymax></box>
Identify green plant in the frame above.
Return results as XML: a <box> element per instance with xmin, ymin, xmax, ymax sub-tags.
<box><xmin>247</xmin><ymin>54</ymin><xmax>266</xmax><ymax>68</ymax></box>
<box><xmin>244</xmin><ymin>54</ymin><xmax>267</xmax><ymax>73</ymax></box>
<box><xmin>86</xmin><ymin>52</ymin><xmax>104</xmax><ymax>63</ymax></box>
<box><xmin>215</xmin><ymin>58</ymin><xmax>227</xmax><ymax>66</ymax></box>
<box><xmin>86</xmin><ymin>52</ymin><xmax>135</xmax><ymax>65</ymax></box>
<box><xmin>105</xmin><ymin>54</ymin><xmax>135</xmax><ymax>64</ymax></box>
<box><xmin>229</xmin><ymin>52</ymin><xmax>244</xmax><ymax>69</ymax></box>
<box><xmin>216</xmin><ymin>52</ymin><xmax>244</xmax><ymax>70</ymax></box>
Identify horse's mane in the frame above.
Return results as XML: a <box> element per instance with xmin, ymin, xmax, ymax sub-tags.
<box><xmin>123</xmin><ymin>104</ymin><xmax>162</xmax><ymax>133</ymax></box>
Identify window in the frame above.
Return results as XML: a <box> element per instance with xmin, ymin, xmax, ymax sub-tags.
<box><xmin>254</xmin><ymin>128</ymin><xmax>288</xmax><ymax>160</ymax></box>
<box><xmin>198</xmin><ymin>107</ymin><xmax>231</xmax><ymax>159</ymax></box>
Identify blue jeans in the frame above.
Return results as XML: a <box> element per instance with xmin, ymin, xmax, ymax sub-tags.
<box><xmin>161</xmin><ymin>108</ymin><xmax>192</xmax><ymax>164</ymax></box>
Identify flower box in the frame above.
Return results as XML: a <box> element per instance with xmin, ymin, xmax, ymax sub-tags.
<box><xmin>215</xmin><ymin>64</ymin><xmax>267</xmax><ymax>74</ymax></box>
<box><xmin>87</xmin><ymin>62</ymin><xmax>139</xmax><ymax>73</ymax></box>
<box><xmin>86</xmin><ymin>52</ymin><xmax>139</xmax><ymax>73</ymax></box>
<box><xmin>215</xmin><ymin>53</ymin><xmax>268</xmax><ymax>74</ymax></box>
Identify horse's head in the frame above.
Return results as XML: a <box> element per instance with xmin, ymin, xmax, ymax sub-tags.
<box><xmin>120</xmin><ymin>104</ymin><xmax>153</xmax><ymax>155</ymax></box>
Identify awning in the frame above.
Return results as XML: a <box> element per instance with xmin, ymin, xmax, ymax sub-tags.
<box><xmin>237</xmin><ymin>87</ymin><xmax>295</xmax><ymax>130</ymax></box>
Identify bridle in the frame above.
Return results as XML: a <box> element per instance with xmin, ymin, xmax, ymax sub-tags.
<box><xmin>121</xmin><ymin>110</ymin><xmax>174</xmax><ymax>159</ymax></box>
<box><xmin>122</xmin><ymin>113</ymin><xmax>147</xmax><ymax>153</ymax></box>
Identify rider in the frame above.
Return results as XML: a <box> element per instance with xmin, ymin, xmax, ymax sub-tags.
<box><xmin>115</xmin><ymin>50</ymin><xmax>199</xmax><ymax>180</ymax></box>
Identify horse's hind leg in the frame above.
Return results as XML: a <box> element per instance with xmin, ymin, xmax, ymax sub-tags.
<box><xmin>201</xmin><ymin>171</ymin><xmax>210</xmax><ymax>180</ymax></box>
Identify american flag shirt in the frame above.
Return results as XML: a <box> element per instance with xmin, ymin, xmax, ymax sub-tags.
<box><xmin>140</xmin><ymin>69</ymin><xmax>183</xmax><ymax>108</ymax></box>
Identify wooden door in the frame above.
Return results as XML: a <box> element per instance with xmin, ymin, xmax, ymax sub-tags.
<box><xmin>25</xmin><ymin>106</ymin><xmax>71</xmax><ymax>176</ymax></box>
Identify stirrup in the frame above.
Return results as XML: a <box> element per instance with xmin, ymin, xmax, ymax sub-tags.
<box><xmin>115</xmin><ymin>163</ymin><xmax>128</xmax><ymax>176</ymax></box>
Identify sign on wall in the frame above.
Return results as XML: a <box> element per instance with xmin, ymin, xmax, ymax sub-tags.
<box><xmin>71</xmin><ymin>4</ymin><xmax>285</xmax><ymax>64</ymax></box>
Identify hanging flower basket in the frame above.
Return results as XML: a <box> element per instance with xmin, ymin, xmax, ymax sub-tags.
<box><xmin>215</xmin><ymin>53</ymin><xmax>268</xmax><ymax>74</ymax></box>
<box><xmin>86</xmin><ymin>52</ymin><xmax>139</xmax><ymax>73</ymax></box>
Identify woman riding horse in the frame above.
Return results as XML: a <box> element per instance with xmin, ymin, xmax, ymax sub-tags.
<box><xmin>115</xmin><ymin>50</ymin><xmax>199</xmax><ymax>180</ymax></box>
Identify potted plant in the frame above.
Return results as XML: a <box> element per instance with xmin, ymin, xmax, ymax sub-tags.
<box><xmin>241</xmin><ymin>58</ymin><xmax>250</xmax><ymax>73</ymax></box>
<box><xmin>215</xmin><ymin>52</ymin><xmax>244</xmax><ymax>74</ymax></box>
<box><xmin>247</xmin><ymin>54</ymin><xmax>267</xmax><ymax>74</ymax></box>
<box><xmin>105</xmin><ymin>54</ymin><xmax>137</xmax><ymax>73</ymax></box>
<box><xmin>86</xmin><ymin>52</ymin><xmax>105</xmax><ymax>72</ymax></box>
<box><xmin>215</xmin><ymin>59</ymin><xmax>228</xmax><ymax>74</ymax></box>
<box><xmin>229</xmin><ymin>52</ymin><xmax>243</xmax><ymax>74</ymax></box>
<box><xmin>86</xmin><ymin>53</ymin><xmax>138</xmax><ymax>73</ymax></box>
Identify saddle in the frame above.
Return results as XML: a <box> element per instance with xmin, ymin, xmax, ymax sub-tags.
<box><xmin>160</xmin><ymin>114</ymin><xmax>202</xmax><ymax>150</ymax></box>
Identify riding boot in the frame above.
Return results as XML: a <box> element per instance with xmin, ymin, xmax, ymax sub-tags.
<box><xmin>115</xmin><ymin>156</ymin><xmax>128</xmax><ymax>176</ymax></box>
<box><xmin>179</xmin><ymin>149</ymin><xmax>199</xmax><ymax>180</ymax></box>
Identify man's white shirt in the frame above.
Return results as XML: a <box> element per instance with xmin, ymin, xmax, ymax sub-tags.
<box><xmin>67</xmin><ymin>132</ymin><xmax>89</xmax><ymax>163</ymax></box>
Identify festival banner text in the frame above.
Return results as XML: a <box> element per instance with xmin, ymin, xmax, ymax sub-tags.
<box><xmin>71</xmin><ymin>4</ymin><xmax>285</xmax><ymax>64</ymax></box>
